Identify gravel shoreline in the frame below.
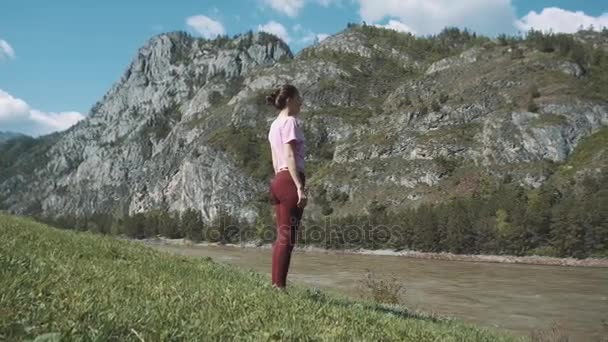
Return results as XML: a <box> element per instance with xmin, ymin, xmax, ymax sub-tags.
<box><xmin>137</xmin><ymin>237</ymin><xmax>608</xmax><ymax>268</ymax></box>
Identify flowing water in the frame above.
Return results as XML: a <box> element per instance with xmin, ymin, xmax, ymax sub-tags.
<box><xmin>148</xmin><ymin>243</ymin><xmax>608</xmax><ymax>341</ymax></box>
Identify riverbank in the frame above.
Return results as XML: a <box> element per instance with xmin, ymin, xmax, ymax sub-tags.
<box><xmin>138</xmin><ymin>236</ymin><xmax>608</xmax><ymax>268</ymax></box>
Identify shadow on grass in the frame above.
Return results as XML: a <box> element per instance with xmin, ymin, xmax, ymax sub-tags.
<box><xmin>300</xmin><ymin>287</ymin><xmax>446</xmax><ymax>324</ymax></box>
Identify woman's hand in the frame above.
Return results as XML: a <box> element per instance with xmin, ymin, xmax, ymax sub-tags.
<box><xmin>297</xmin><ymin>186</ymin><xmax>308</xmax><ymax>209</ymax></box>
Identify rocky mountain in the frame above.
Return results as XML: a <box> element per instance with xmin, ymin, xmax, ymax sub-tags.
<box><xmin>1</xmin><ymin>26</ymin><xmax>607</xmax><ymax>223</ymax></box>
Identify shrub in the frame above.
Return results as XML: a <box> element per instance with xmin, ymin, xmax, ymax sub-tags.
<box><xmin>122</xmin><ymin>213</ymin><xmax>148</xmax><ymax>239</ymax></box>
<box><xmin>497</xmin><ymin>34</ymin><xmax>511</xmax><ymax>46</ymax></box>
<box><xmin>510</xmin><ymin>48</ymin><xmax>524</xmax><ymax>60</ymax></box>
<box><xmin>181</xmin><ymin>208</ymin><xmax>204</xmax><ymax>242</ymax></box>
<box><xmin>530</xmin><ymin>84</ymin><xmax>541</xmax><ymax>98</ymax></box>
<box><xmin>431</xmin><ymin>100</ymin><xmax>441</xmax><ymax>112</ymax></box>
<box><xmin>419</xmin><ymin>105</ymin><xmax>429</xmax><ymax>115</ymax></box>
<box><xmin>356</xmin><ymin>269</ymin><xmax>406</xmax><ymax>305</ymax></box>
<box><xmin>530</xmin><ymin>322</ymin><xmax>570</xmax><ymax>342</ymax></box>
<box><xmin>434</xmin><ymin>156</ymin><xmax>459</xmax><ymax>175</ymax></box>
<box><xmin>527</xmin><ymin>97</ymin><xmax>539</xmax><ymax>113</ymax></box>
<box><xmin>205</xmin><ymin>207</ymin><xmax>242</xmax><ymax>244</ymax></box>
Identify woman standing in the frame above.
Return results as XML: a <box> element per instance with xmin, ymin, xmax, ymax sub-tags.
<box><xmin>266</xmin><ymin>84</ymin><xmax>307</xmax><ymax>290</ymax></box>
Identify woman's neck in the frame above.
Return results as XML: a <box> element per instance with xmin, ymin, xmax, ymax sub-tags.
<box><xmin>278</xmin><ymin>109</ymin><xmax>292</xmax><ymax>118</ymax></box>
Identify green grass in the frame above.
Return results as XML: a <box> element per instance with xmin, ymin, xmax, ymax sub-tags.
<box><xmin>529</xmin><ymin>114</ymin><xmax>568</xmax><ymax>128</ymax></box>
<box><xmin>557</xmin><ymin>127</ymin><xmax>608</xmax><ymax>176</ymax></box>
<box><xmin>0</xmin><ymin>212</ymin><xmax>521</xmax><ymax>341</ymax></box>
<box><xmin>417</xmin><ymin>123</ymin><xmax>482</xmax><ymax>145</ymax></box>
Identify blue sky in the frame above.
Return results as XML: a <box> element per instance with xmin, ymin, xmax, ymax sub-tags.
<box><xmin>0</xmin><ymin>0</ymin><xmax>607</xmax><ymax>136</ymax></box>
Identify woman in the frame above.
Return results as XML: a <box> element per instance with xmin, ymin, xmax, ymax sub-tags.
<box><xmin>266</xmin><ymin>84</ymin><xmax>307</xmax><ymax>290</ymax></box>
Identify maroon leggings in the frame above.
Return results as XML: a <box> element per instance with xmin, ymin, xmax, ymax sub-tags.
<box><xmin>269</xmin><ymin>170</ymin><xmax>305</xmax><ymax>288</ymax></box>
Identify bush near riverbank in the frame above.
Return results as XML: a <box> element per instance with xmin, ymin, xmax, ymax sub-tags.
<box><xmin>0</xmin><ymin>212</ymin><xmax>519</xmax><ymax>341</ymax></box>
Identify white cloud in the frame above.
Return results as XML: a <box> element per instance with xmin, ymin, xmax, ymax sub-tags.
<box><xmin>0</xmin><ymin>90</ymin><xmax>28</xmax><ymax>121</ymax></box>
<box><xmin>263</xmin><ymin>0</ymin><xmax>341</xmax><ymax>17</ymax></box>
<box><xmin>299</xmin><ymin>32</ymin><xmax>330</xmax><ymax>44</ymax></box>
<box><xmin>516</xmin><ymin>7</ymin><xmax>608</xmax><ymax>34</ymax></box>
<box><xmin>316</xmin><ymin>33</ymin><xmax>330</xmax><ymax>42</ymax></box>
<box><xmin>186</xmin><ymin>15</ymin><xmax>226</xmax><ymax>39</ymax></box>
<box><xmin>0</xmin><ymin>89</ymin><xmax>85</xmax><ymax>136</ymax></box>
<box><xmin>0</xmin><ymin>39</ymin><xmax>15</xmax><ymax>60</ymax></box>
<box><xmin>317</xmin><ymin>0</ymin><xmax>341</xmax><ymax>7</ymax></box>
<box><xmin>358</xmin><ymin>0</ymin><xmax>517</xmax><ymax>36</ymax></box>
<box><xmin>263</xmin><ymin>0</ymin><xmax>305</xmax><ymax>17</ymax></box>
<box><xmin>293</xmin><ymin>25</ymin><xmax>329</xmax><ymax>44</ymax></box>
<box><xmin>258</xmin><ymin>21</ymin><xmax>291</xmax><ymax>43</ymax></box>
<box><xmin>374</xmin><ymin>19</ymin><xmax>416</xmax><ymax>34</ymax></box>
<box><xmin>29</xmin><ymin>110</ymin><xmax>84</xmax><ymax>131</ymax></box>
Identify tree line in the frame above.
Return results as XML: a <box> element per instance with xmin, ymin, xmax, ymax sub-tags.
<box><xmin>34</xmin><ymin>169</ymin><xmax>607</xmax><ymax>259</ymax></box>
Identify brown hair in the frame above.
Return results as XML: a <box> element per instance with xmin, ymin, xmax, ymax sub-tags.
<box><xmin>266</xmin><ymin>84</ymin><xmax>299</xmax><ymax>110</ymax></box>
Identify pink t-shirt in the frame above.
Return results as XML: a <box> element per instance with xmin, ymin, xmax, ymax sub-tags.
<box><xmin>268</xmin><ymin>116</ymin><xmax>306</xmax><ymax>173</ymax></box>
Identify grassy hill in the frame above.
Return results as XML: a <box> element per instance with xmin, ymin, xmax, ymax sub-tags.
<box><xmin>0</xmin><ymin>212</ymin><xmax>519</xmax><ymax>341</ymax></box>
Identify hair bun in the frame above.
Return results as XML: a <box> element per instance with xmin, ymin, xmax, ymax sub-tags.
<box><xmin>265</xmin><ymin>88</ymin><xmax>281</xmax><ymax>108</ymax></box>
<box><xmin>265</xmin><ymin>94</ymin><xmax>277</xmax><ymax>106</ymax></box>
<box><xmin>266</xmin><ymin>85</ymin><xmax>299</xmax><ymax>110</ymax></box>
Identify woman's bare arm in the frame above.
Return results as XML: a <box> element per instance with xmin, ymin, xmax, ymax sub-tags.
<box><xmin>283</xmin><ymin>141</ymin><xmax>304</xmax><ymax>189</ymax></box>
<box><xmin>271</xmin><ymin>148</ymin><xmax>278</xmax><ymax>174</ymax></box>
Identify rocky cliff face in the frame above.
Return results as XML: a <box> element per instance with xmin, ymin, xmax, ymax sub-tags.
<box><xmin>1</xmin><ymin>27</ymin><xmax>607</xmax><ymax>222</ymax></box>
<box><xmin>1</xmin><ymin>31</ymin><xmax>291</xmax><ymax>222</ymax></box>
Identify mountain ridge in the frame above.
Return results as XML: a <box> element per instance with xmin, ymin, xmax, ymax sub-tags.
<box><xmin>0</xmin><ymin>131</ymin><xmax>29</xmax><ymax>144</ymax></box>
<box><xmin>1</xmin><ymin>25</ymin><xmax>607</xmax><ymax>226</ymax></box>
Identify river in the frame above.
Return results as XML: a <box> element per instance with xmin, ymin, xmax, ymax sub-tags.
<box><xmin>146</xmin><ymin>242</ymin><xmax>608</xmax><ymax>341</ymax></box>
